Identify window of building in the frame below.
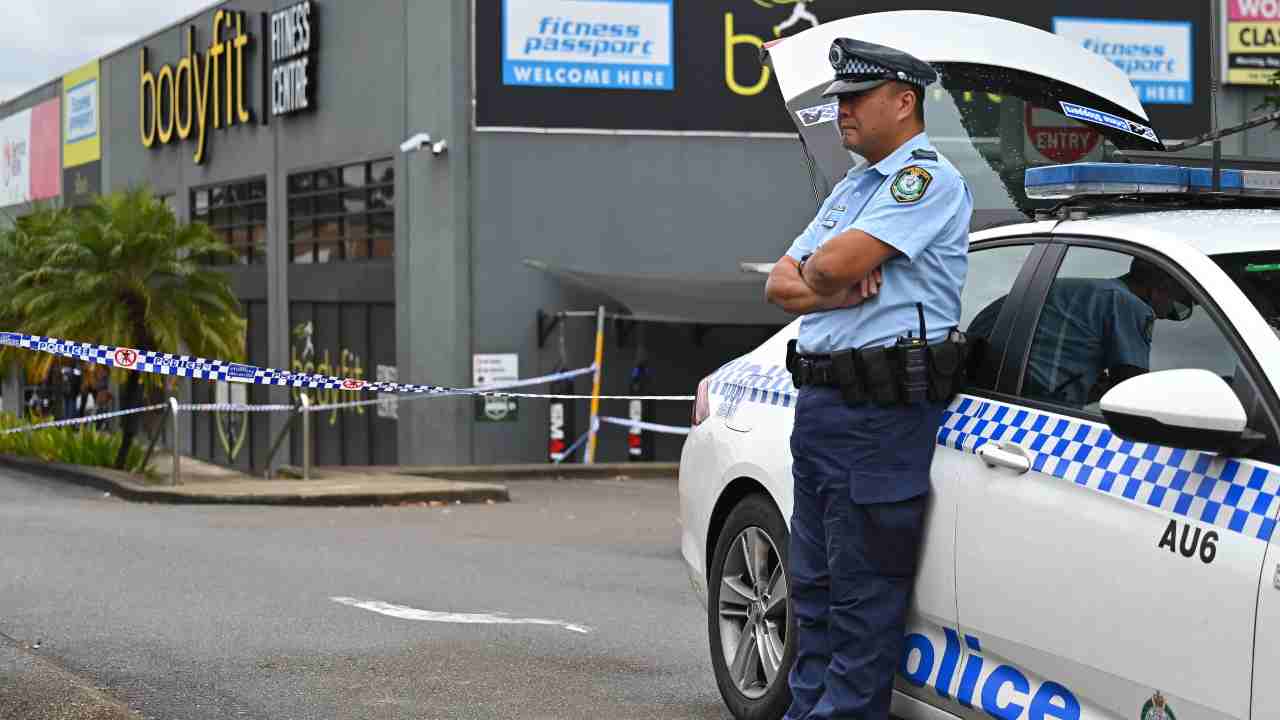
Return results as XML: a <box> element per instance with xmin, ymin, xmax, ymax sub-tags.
<box><xmin>190</xmin><ymin>178</ymin><xmax>268</xmax><ymax>264</ymax></box>
<box><xmin>287</xmin><ymin>158</ymin><xmax>394</xmax><ymax>263</ymax></box>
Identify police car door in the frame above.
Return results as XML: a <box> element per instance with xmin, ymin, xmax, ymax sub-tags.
<box><xmin>952</xmin><ymin>241</ymin><xmax>1278</xmax><ymax>720</ymax></box>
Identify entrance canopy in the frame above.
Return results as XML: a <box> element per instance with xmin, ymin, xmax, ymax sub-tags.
<box><xmin>524</xmin><ymin>259</ymin><xmax>791</xmax><ymax>326</ymax></box>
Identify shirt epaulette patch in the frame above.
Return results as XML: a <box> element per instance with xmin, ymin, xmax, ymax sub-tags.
<box><xmin>890</xmin><ymin>166</ymin><xmax>933</xmax><ymax>203</ymax></box>
<box><xmin>911</xmin><ymin>148</ymin><xmax>938</xmax><ymax>161</ymax></box>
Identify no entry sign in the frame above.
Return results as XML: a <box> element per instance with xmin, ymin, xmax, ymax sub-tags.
<box><xmin>1024</xmin><ymin>104</ymin><xmax>1103</xmax><ymax>164</ymax></box>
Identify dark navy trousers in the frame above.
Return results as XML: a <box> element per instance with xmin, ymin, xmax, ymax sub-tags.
<box><xmin>784</xmin><ymin>386</ymin><xmax>945</xmax><ymax>720</ymax></box>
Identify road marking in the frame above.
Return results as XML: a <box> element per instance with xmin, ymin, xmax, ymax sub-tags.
<box><xmin>330</xmin><ymin>596</ymin><xmax>592</xmax><ymax>634</ymax></box>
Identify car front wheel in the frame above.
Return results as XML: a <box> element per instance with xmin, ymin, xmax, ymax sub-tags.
<box><xmin>708</xmin><ymin>493</ymin><xmax>795</xmax><ymax>720</ymax></box>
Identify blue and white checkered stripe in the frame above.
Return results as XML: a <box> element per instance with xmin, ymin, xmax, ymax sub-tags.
<box><xmin>941</xmin><ymin>396</ymin><xmax>1280</xmax><ymax>543</ymax></box>
<box><xmin>707</xmin><ymin>361</ymin><xmax>1280</xmax><ymax>543</ymax></box>
<box><xmin>0</xmin><ymin>332</ymin><xmax>592</xmax><ymax>397</ymax></box>
<box><xmin>708</xmin><ymin>359</ymin><xmax>797</xmax><ymax>409</ymax></box>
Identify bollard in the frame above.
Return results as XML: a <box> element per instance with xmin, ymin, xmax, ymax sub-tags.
<box><xmin>168</xmin><ymin>397</ymin><xmax>180</xmax><ymax>486</ymax></box>
<box><xmin>584</xmin><ymin>305</ymin><xmax>606</xmax><ymax>464</ymax></box>
<box><xmin>299</xmin><ymin>392</ymin><xmax>312</xmax><ymax>481</ymax></box>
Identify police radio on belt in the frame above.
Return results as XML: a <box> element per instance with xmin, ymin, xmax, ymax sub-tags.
<box><xmin>897</xmin><ymin>303</ymin><xmax>930</xmax><ymax>405</ymax></box>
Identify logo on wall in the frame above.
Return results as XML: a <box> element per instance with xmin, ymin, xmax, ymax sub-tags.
<box><xmin>290</xmin><ymin>321</ymin><xmax>366</xmax><ymax>425</ymax></box>
<box><xmin>268</xmin><ymin>0</ymin><xmax>315</xmax><ymax>117</ymax></box>
<box><xmin>724</xmin><ymin>0</ymin><xmax>828</xmax><ymax>97</ymax></box>
<box><xmin>1</xmin><ymin>139</ymin><xmax>25</xmax><ymax>189</ymax></box>
<box><xmin>503</xmin><ymin>0</ymin><xmax>674</xmax><ymax>90</ymax></box>
<box><xmin>1053</xmin><ymin>17</ymin><xmax>1193</xmax><ymax>105</ymax></box>
<box><xmin>139</xmin><ymin>8</ymin><xmax>255</xmax><ymax>164</ymax></box>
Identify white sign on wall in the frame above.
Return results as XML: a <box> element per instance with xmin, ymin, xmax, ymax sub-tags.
<box><xmin>0</xmin><ymin>110</ymin><xmax>31</xmax><ymax>207</ymax></box>
<box><xmin>64</xmin><ymin>79</ymin><xmax>98</xmax><ymax>144</ymax></box>
<box><xmin>473</xmin><ymin>353</ymin><xmax>519</xmax><ymax>422</ymax></box>
<box><xmin>1053</xmin><ymin>17</ymin><xmax>1193</xmax><ymax>105</ymax></box>
<box><xmin>376</xmin><ymin>364</ymin><xmax>398</xmax><ymax>420</ymax></box>
<box><xmin>503</xmin><ymin>0</ymin><xmax>674</xmax><ymax>90</ymax></box>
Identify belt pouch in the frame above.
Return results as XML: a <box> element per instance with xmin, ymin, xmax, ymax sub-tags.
<box><xmin>831</xmin><ymin>349</ymin><xmax>861</xmax><ymax>407</ymax></box>
<box><xmin>860</xmin><ymin>346</ymin><xmax>900</xmax><ymax>407</ymax></box>
<box><xmin>786</xmin><ymin>339</ymin><xmax>801</xmax><ymax>387</ymax></box>
<box><xmin>926</xmin><ymin>342</ymin><xmax>963</xmax><ymax>401</ymax></box>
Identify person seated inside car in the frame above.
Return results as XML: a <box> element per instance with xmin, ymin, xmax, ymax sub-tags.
<box><xmin>967</xmin><ymin>257</ymin><xmax>1192</xmax><ymax>409</ymax></box>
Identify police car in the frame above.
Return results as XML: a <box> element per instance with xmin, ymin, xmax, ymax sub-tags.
<box><xmin>679</xmin><ymin>11</ymin><xmax>1280</xmax><ymax>720</ymax></box>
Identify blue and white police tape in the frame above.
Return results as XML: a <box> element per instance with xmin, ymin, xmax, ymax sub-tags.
<box><xmin>598</xmin><ymin>416</ymin><xmax>691</xmax><ymax>436</ymax></box>
<box><xmin>181</xmin><ymin>403</ymin><xmax>297</xmax><ymax>413</ymax></box>
<box><xmin>0</xmin><ymin>403</ymin><xmax>169</xmax><ymax>435</ymax></box>
<box><xmin>304</xmin><ymin>365</ymin><xmax>601</xmax><ymax>413</ymax></box>
<box><xmin>1</xmin><ymin>331</ymin><xmax>696</xmax><ymax>401</ymax></box>
<box><xmin>553</xmin><ymin>428</ymin><xmax>593</xmax><ymax>464</ymax></box>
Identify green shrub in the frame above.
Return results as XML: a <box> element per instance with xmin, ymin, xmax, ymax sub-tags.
<box><xmin>0</xmin><ymin>412</ymin><xmax>152</xmax><ymax>476</ymax></box>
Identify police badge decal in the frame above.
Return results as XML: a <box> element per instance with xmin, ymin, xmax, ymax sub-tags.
<box><xmin>1141</xmin><ymin>691</ymin><xmax>1175</xmax><ymax>720</ymax></box>
<box><xmin>891</xmin><ymin>165</ymin><xmax>932</xmax><ymax>203</ymax></box>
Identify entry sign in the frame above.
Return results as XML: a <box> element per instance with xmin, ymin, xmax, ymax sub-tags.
<box><xmin>1024</xmin><ymin>104</ymin><xmax>1103</xmax><ymax>164</ymax></box>
<box><xmin>473</xmin><ymin>353</ymin><xmax>519</xmax><ymax>422</ymax></box>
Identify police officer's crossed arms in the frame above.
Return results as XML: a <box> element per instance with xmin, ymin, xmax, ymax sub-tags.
<box><xmin>764</xmin><ymin>40</ymin><xmax>973</xmax><ymax>720</ymax></box>
<box><xmin>968</xmin><ymin>258</ymin><xmax>1193</xmax><ymax>409</ymax></box>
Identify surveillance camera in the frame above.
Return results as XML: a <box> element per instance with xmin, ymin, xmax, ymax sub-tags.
<box><xmin>399</xmin><ymin>132</ymin><xmax>432</xmax><ymax>154</ymax></box>
<box><xmin>431</xmin><ymin>140</ymin><xmax>447</xmax><ymax>155</ymax></box>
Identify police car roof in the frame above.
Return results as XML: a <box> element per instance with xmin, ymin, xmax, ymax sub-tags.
<box><xmin>973</xmin><ymin>208</ymin><xmax>1280</xmax><ymax>258</ymax></box>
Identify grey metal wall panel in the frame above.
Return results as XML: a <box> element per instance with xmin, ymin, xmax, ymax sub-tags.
<box><xmin>467</xmin><ymin>132</ymin><xmax>814</xmax><ymax>462</ymax></box>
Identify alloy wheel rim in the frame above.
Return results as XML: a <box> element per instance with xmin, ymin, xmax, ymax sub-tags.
<box><xmin>718</xmin><ymin>525</ymin><xmax>788</xmax><ymax>699</ymax></box>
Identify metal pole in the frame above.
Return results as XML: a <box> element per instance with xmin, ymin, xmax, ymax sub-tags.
<box><xmin>168</xmin><ymin>397</ymin><xmax>180</xmax><ymax>486</ymax></box>
<box><xmin>300</xmin><ymin>392</ymin><xmax>312</xmax><ymax>481</ymax></box>
<box><xmin>1210</xmin><ymin>0</ymin><xmax>1223</xmax><ymax>191</ymax></box>
<box><xmin>584</xmin><ymin>305</ymin><xmax>606</xmax><ymax>464</ymax></box>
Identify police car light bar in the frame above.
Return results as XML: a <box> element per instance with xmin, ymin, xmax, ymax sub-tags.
<box><xmin>1024</xmin><ymin>162</ymin><xmax>1280</xmax><ymax>199</ymax></box>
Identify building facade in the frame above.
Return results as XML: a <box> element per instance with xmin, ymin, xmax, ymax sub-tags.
<box><xmin>0</xmin><ymin>0</ymin><xmax>1273</xmax><ymax>467</ymax></box>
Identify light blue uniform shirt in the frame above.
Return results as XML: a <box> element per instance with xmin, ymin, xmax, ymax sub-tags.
<box><xmin>785</xmin><ymin>132</ymin><xmax>972</xmax><ymax>353</ymax></box>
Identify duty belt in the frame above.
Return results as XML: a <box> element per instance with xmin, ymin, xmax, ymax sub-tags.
<box><xmin>785</xmin><ymin>336</ymin><xmax>970</xmax><ymax>407</ymax></box>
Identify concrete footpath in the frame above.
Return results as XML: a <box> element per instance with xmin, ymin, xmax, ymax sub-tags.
<box><xmin>0</xmin><ymin>452</ymin><xmax>677</xmax><ymax>506</ymax></box>
<box><xmin>0</xmin><ymin>633</ymin><xmax>140</xmax><ymax>720</ymax></box>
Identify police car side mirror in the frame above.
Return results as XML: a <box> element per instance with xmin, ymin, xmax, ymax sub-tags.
<box><xmin>1100</xmin><ymin>369</ymin><xmax>1255</xmax><ymax>454</ymax></box>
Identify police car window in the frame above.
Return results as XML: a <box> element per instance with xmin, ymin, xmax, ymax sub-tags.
<box><xmin>1021</xmin><ymin>247</ymin><xmax>1246</xmax><ymax>419</ymax></box>
<box><xmin>1213</xmin><ymin>252</ymin><xmax>1280</xmax><ymax>332</ymax></box>
<box><xmin>959</xmin><ymin>244</ymin><xmax>1034</xmax><ymax>391</ymax></box>
<box><xmin>922</xmin><ymin>92</ymin><xmax>1124</xmax><ymax>226</ymax></box>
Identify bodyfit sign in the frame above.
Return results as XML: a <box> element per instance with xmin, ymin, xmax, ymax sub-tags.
<box><xmin>475</xmin><ymin>0</ymin><xmax>1211</xmax><ymax>138</ymax></box>
<box><xmin>1224</xmin><ymin>0</ymin><xmax>1280</xmax><ymax>84</ymax></box>
<box><xmin>1053</xmin><ymin>17</ymin><xmax>1193</xmax><ymax>105</ymax></box>
<box><xmin>139</xmin><ymin>9</ymin><xmax>255</xmax><ymax>164</ymax></box>
<box><xmin>502</xmin><ymin>0</ymin><xmax>673</xmax><ymax>91</ymax></box>
<box><xmin>139</xmin><ymin>3</ymin><xmax>319</xmax><ymax>162</ymax></box>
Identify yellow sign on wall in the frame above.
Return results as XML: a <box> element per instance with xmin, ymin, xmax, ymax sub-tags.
<box><xmin>62</xmin><ymin>60</ymin><xmax>100</xmax><ymax>168</ymax></box>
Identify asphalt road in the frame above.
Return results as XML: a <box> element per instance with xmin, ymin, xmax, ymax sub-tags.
<box><xmin>0</xmin><ymin>468</ymin><xmax>733</xmax><ymax>720</ymax></box>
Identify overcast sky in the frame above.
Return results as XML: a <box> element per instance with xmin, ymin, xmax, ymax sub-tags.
<box><xmin>1</xmin><ymin>0</ymin><xmax>214</xmax><ymax>102</ymax></box>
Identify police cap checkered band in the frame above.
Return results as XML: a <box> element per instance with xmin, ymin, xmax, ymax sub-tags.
<box><xmin>824</xmin><ymin>37</ymin><xmax>937</xmax><ymax>97</ymax></box>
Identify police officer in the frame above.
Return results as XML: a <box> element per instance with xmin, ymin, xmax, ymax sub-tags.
<box><xmin>765</xmin><ymin>39</ymin><xmax>972</xmax><ymax>719</ymax></box>
<box><xmin>969</xmin><ymin>257</ymin><xmax>1193</xmax><ymax>408</ymax></box>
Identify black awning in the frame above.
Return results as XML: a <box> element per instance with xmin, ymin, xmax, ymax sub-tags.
<box><xmin>525</xmin><ymin>259</ymin><xmax>791</xmax><ymax>326</ymax></box>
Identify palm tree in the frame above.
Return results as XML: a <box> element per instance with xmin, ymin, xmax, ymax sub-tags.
<box><xmin>9</xmin><ymin>188</ymin><xmax>246</xmax><ymax>468</ymax></box>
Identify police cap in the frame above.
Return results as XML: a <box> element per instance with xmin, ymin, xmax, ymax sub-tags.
<box><xmin>822</xmin><ymin>38</ymin><xmax>938</xmax><ymax>98</ymax></box>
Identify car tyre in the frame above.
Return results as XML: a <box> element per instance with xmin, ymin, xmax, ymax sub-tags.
<box><xmin>708</xmin><ymin>493</ymin><xmax>796</xmax><ymax>720</ymax></box>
